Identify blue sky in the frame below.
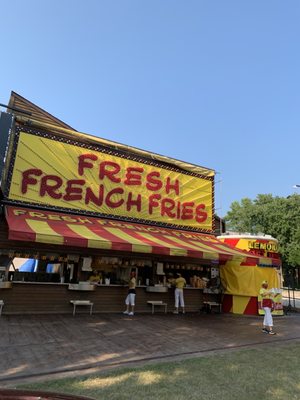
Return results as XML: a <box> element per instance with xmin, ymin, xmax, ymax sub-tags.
<box><xmin>1</xmin><ymin>0</ymin><xmax>300</xmax><ymax>217</ymax></box>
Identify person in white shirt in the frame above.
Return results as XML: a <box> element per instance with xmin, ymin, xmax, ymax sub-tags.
<box><xmin>123</xmin><ymin>270</ymin><xmax>136</xmax><ymax>316</ymax></box>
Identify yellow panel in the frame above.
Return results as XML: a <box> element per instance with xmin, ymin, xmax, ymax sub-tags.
<box><xmin>170</xmin><ymin>248</ymin><xmax>187</xmax><ymax>256</ymax></box>
<box><xmin>221</xmin><ymin>262</ymin><xmax>281</xmax><ymax>297</ymax></box>
<box><xmin>132</xmin><ymin>244</ymin><xmax>152</xmax><ymax>253</ymax></box>
<box><xmin>232</xmin><ymin>296</ymin><xmax>250</xmax><ymax>314</ymax></box>
<box><xmin>26</xmin><ymin>220</ymin><xmax>64</xmax><ymax>245</ymax></box>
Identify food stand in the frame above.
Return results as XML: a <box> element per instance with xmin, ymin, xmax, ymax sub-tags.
<box><xmin>217</xmin><ymin>234</ymin><xmax>283</xmax><ymax>315</ymax></box>
<box><xmin>0</xmin><ymin>93</ymin><xmax>281</xmax><ymax>315</ymax></box>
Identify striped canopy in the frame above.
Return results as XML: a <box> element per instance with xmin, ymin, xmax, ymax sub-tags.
<box><xmin>5</xmin><ymin>206</ymin><xmax>279</xmax><ymax>265</ymax></box>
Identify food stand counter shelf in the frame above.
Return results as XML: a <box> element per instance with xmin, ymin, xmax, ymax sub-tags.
<box><xmin>203</xmin><ymin>288</ymin><xmax>220</xmax><ymax>294</ymax></box>
<box><xmin>68</xmin><ymin>282</ymin><xmax>96</xmax><ymax>291</ymax></box>
<box><xmin>0</xmin><ymin>282</ymin><xmax>12</xmax><ymax>289</ymax></box>
<box><xmin>146</xmin><ymin>285</ymin><xmax>168</xmax><ymax>293</ymax></box>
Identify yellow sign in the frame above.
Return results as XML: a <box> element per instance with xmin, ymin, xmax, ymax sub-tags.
<box><xmin>8</xmin><ymin>131</ymin><xmax>214</xmax><ymax>231</ymax></box>
<box><xmin>219</xmin><ymin>236</ymin><xmax>279</xmax><ymax>258</ymax></box>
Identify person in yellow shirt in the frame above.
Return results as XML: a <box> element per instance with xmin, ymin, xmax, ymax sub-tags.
<box><xmin>260</xmin><ymin>280</ymin><xmax>276</xmax><ymax>335</ymax></box>
<box><xmin>173</xmin><ymin>273</ymin><xmax>186</xmax><ymax>314</ymax></box>
<box><xmin>88</xmin><ymin>270</ymin><xmax>101</xmax><ymax>284</ymax></box>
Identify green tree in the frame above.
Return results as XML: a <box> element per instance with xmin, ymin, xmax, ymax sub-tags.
<box><xmin>224</xmin><ymin>194</ymin><xmax>300</xmax><ymax>270</ymax></box>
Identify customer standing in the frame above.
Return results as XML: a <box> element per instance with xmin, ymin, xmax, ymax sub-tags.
<box><xmin>123</xmin><ymin>270</ymin><xmax>136</xmax><ymax>316</ymax></box>
<box><xmin>173</xmin><ymin>273</ymin><xmax>186</xmax><ymax>314</ymax></box>
<box><xmin>260</xmin><ymin>280</ymin><xmax>276</xmax><ymax>335</ymax></box>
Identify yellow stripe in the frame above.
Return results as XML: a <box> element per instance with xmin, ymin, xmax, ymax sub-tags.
<box><xmin>105</xmin><ymin>227</ymin><xmax>152</xmax><ymax>253</ymax></box>
<box><xmin>67</xmin><ymin>224</ymin><xmax>112</xmax><ymax>249</ymax></box>
<box><xmin>170</xmin><ymin>248</ymin><xmax>187</xmax><ymax>256</ymax></box>
<box><xmin>26</xmin><ymin>220</ymin><xmax>64</xmax><ymax>245</ymax></box>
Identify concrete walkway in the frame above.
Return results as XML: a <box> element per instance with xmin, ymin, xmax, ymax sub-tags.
<box><xmin>0</xmin><ymin>311</ymin><xmax>299</xmax><ymax>386</ymax></box>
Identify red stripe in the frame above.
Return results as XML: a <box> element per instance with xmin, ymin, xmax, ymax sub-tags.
<box><xmin>222</xmin><ymin>295</ymin><xmax>232</xmax><ymax>313</ymax></box>
<box><xmin>8</xmin><ymin>228</ymin><xmax>37</xmax><ymax>242</ymax></box>
<box><xmin>187</xmin><ymin>249</ymin><xmax>204</xmax><ymax>258</ymax></box>
<box><xmin>7</xmin><ymin>216</ymin><xmax>37</xmax><ymax>242</ymax></box>
<box><xmin>218</xmin><ymin>254</ymin><xmax>234</xmax><ymax>264</ymax></box>
<box><xmin>222</xmin><ymin>238</ymin><xmax>241</xmax><ymax>248</ymax></box>
<box><xmin>243</xmin><ymin>297</ymin><xmax>258</xmax><ymax>315</ymax></box>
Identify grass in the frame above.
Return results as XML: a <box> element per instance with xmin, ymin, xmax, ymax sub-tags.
<box><xmin>19</xmin><ymin>342</ymin><xmax>300</xmax><ymax>400</ymax></box>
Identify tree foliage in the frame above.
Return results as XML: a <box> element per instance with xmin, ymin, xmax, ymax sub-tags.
<box><xmin>224</xmin><ymin>194</ymin><xmax>300</xmax><ymax>267</ymax></box>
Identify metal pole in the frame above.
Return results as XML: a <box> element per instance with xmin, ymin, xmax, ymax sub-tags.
<box><xmin>0</xmin><ymin>103</ymin><xmax>32</xmax><ymax>116</ymax></box>
<box><xmin>287</xmin><ymin>285</ymin><xmax>291</xmax><ymax>313</ymax></box>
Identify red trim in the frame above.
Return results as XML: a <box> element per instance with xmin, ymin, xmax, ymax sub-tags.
<box><xmin>221</xmin><ymin>238</ymin><xmax>240</xmax><ymax>248</ymax></box>
<box><xmin>222</xmin><ymin>295</ymin><xmax>233</xmax><ymax>313</ymax></box>
<box><xmin>243</xmin><ymin>297</ymin><xmax>258</xmax><ymax>315</ymax></box>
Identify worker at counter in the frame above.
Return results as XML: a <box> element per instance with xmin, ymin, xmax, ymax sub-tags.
<box><xmin>88</xmin><ymin>270</ymin><xmax>102</xmax><ymax>284</ymax></box>
<box><xmin>173</xmin><ymin>273</ymin><xmax>186</xmax><ymax>314</ymax></box>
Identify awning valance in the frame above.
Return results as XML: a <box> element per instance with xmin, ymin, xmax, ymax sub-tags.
<box><xmin>5</xmin><ymin>206</ymin><xmax>280</xmax><ymax>265</ymax></box>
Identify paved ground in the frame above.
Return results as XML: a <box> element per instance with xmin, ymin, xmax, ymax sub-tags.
<box><xmin>0</xmin><ymin>311</ymin><xmax>300</xmax><ymax>387</ymax></box>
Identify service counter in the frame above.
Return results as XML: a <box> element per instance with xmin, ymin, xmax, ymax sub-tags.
<box><xmin>0</xmin><ymin>282</ymin><xmax>220</xmax><ymax>315</ymax></box>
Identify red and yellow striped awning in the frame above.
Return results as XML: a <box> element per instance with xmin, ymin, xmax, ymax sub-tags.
<box><xmin>5</xmin><ymin>206</ymin><xmax>276</xmax><ymax>264</ymax></box>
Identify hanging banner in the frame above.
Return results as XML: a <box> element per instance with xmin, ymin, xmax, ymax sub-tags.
<box><xmin>6</xmin><ymin>129</ymin><xmax>214</xmax><ymax>232</ymax></box>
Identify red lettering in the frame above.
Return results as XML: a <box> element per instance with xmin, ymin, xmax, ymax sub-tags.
<box><xmin>124</xmin><ymin>167</ymin><xmax>144</xmax><ymax>185</ymax></box>
<box><xmin>21</xmin><ymin>169</ymin><xmax>42</xmax><ymax>194</ymax></box>
<box><xmin>105</xmin><ymin>188</ymin><xmax>124</xmax><ymax>208</ymax></box>
<box><xmin>165</xmin><ymin>177</ymin><xmax>180</xmax><ymax>195</ymax></box>
<box><xmin>78</xmin><ymin>154</ymin><xmax>98</xmax><ymax>176</ymax></box>
<box><xmin>126</xmin><ymin>192</ymin><xmax>142</xmax><ymax>212</ymax></box>
<box><xmin>40</xmin><ymin>175</ymin><xmax>63</xmax><ymax>199</ymax></box>
<box><xmin>146</xmin><ymin>171</ymin><xmax>163</xmax><ymax>191</ymax></box>
<box><xmin>99</xmin><ymin>161</ymin><xmax>121</xmax><ymax>183</ymax></box>
<box><xmin>148</xmin><ymin>194</ymin><xmax>161</xmax><ymax>214</ymax></box>
<box><xmin>181</xmin><ymin>202</ymin><xmax>194</xmax><ymax>220</ymax></box>
<box><xmin>195</xmin><ymin>204</ymin><xmax>208</xmax><ymax>223</ymax></box>
<box><xmin>161</xmin><ymin>198</ymin><xmax>176</xmax><ymax>218</ymax></box>
<box><xmin>85</xmin><ymin>185</ymin><xmax>104</xmax><ymax>206</ymax></box>
<box><xmin>176</xmin><ymin>201</ymin><xmax>181</xmax><ymax>219</ymax></box>
<box><xmin>63</xmin><ymin>179</ymin><xmax>85</xmax><ymax>201</ymax></box>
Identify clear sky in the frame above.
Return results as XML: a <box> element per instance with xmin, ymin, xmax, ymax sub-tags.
<box><xmin>1</xmin><ymin>0</ymin><xmax>299</xmax><ymax>217</ymax></box>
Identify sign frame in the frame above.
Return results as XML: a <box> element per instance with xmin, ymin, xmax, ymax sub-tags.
<box><xmin>4</xmin><ymin>124</ymin><xmax>215</xmax><ymax>233</ymax></box>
